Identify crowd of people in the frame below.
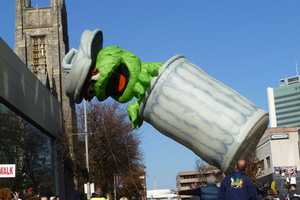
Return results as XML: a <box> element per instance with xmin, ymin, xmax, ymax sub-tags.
<box><xmin>190</xmin><ymin>159</ymin><xmax>300</xmax><ymax>200</ymax></box>
<box><xmin>0</xmin><ymin>187</ymin><xmax>59</xmax><ymax>200</ymax></box>
<box><xmin>1</xmin><ymin>159</ymin><xmax>300</xmax><ymax>200</ymax></box>
<box><xmin>0</xmin><ymin>185</ymin><xmax>129</xmax><ymax>200</ymax></box>
<box><xmin>0</xmin><ymin>186</ymin><xmax>114</xmax><ymax>200</ymax></box>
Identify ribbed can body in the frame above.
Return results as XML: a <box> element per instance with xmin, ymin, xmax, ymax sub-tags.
<box><xmin>142</xmin><ymin>56</ymin><xmax>268</xmax><ymax>171</ymax></box>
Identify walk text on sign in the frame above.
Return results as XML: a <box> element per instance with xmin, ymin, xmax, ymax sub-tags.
<box><xmin>0</xmin><ymin>164</ymin><xmax>16</xmax><ymax>178</ymax></box>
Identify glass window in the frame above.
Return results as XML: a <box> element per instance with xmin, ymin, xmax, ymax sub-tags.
<box><xmin>0</xmin><ymin>103</ymin><xmax>55</xmax><ymax>194</ymax></box>
<box><xmin>31</xmin><ymin>36</ymin><xmax>47</xmax><ymax>75</ymax></box>
<box><xmin>256</xmin><ymin>160</ymin><xmax>265</xmax><ymax>177</ymax></box>
<box><xmin>266</xmin><ymin>156</ymin><xmax>271</xmax><ymax>169</ymax></box>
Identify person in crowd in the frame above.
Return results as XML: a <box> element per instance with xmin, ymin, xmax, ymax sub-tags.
<box><xmin>286</xmin><ymin>178</ymin><xmax>300</xmax><ymax>200</ymax></box>
<box><xmin>190</xmin><ymin>171</ymin><xmax>219</xmax><ymax>200</ymax></box>
<box><xmin>268</xmin><ymin>180</ymin><xmax>280</xmax><ymax>200</ymax></box>
<box><xmin>49</xmin><ymin>196</ymin><xmax>58</xmax><ymax>200</ymax></box>
<box><xmin>91</xmin><ymin>187</ymin><xmax>106</xmax><ymax>200</ymax></box>
<box><xmin>72</xmin><ymin>188</ymin><xmax>81</xmax><ymax>200</ymax></box>
<box><xmin>261</xmin><ymin>189</ymin><xmax>273</xmax><ymax>200</ymax></box>
<box><xmin>23</xmin><ymin>187</ymin><xmax>35</xmax><ymax>200</ymax></box>
<box><xmin>0</xmin><ymin>188</ymin><xmax>12</xmax><ymax>200</ymax></box>
<box><xmin>12</xmin><ymin>191</ymin><xmax>21</xmax><ymax>200</ymax></box>
<box><xmin>218</xmin><ymin>159</ymin><xmax>258</xmax><ymax>200</ymax></box>
<box><xmin>256</xmin><ymin>185</ymin><xmax>266</xmax><ymax>200</ymax></box>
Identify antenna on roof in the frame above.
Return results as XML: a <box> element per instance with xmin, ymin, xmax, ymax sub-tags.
<box><xmin>296</xmin><ymin>60</ymin><xmax>299</xmax><ymax>76</ymax></box>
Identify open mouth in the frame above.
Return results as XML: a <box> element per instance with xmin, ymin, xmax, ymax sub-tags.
<box><xmin>81</xmin><ymin>63</ymin><xmax>129</xmax><ymax>101</ymax></box>
<box><xmin>106</xmin><ymin>63</ymin><xmax>129</xmax><ymax>98</ymax></box>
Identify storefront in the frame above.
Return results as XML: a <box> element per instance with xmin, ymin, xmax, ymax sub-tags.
<box><xmin>0</xmin><ymin>103</ymin><xmax>56</xmax><ymax>194</ymax></box>
<box><xmin>0</xmin><ymin>38</ymin><xmax>63</xmax><ymax>196</ymax></box>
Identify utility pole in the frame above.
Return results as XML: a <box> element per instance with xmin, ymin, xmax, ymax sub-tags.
<box><xmin>71</xmin><ymin>101</ymin><xmax>92</xmax><ymax>199</ymax></box>
<box><xmin>84</xmin><ymin>100</ymin><xmax>91</xmax><ymax>200</ymax></box>
<box><xmin>114</xmin><ymin>175</ymin><xmax>117</xmax><ymax>200</ymax></box>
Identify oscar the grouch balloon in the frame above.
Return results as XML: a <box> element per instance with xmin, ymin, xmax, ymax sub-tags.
<box><xmin>63</xmin><ymin>29</ymin><xmax>269</xmax><ymax>172</ymax></box>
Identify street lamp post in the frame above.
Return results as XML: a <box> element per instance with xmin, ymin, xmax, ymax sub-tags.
<box><xmin>83</xmin><ymin>100</ymin><xmax>91</xmax><ymax>200</ymax></box>
<box><xmin>71</xmin><ymin>101</ymin><xmax>92</xmax><ymax>199</ymax></box>
<box><xmin>113</xmin><ymin>175</ymin><xmax>117</xmax><ymax>200</ymax></box>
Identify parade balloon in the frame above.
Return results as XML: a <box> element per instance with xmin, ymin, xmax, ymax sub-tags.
<box><xmin>63</xmin><ymin>29</ymin><xmax>269</xmax><ymax>172</ymax></box>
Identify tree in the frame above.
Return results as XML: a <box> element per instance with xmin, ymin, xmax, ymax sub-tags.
<box><xmin>245</xmin><ymin>152</ymin><xmax>259</xmax><ymax>184</ymax></box>
<box><xmin>74</xmin><ymin>102</ymin><xmax>144</xmax><ymax>198</ymax></box>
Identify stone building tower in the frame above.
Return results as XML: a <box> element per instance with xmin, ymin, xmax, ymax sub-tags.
<box><xmin>14</xmin><ymin>0</ymin><xmax>77</xmax><ymax>189</ymax></box>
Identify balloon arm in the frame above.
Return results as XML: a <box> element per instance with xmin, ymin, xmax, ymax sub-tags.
<box><xmin>129</xmin><ymin>62</ymin><xmax>162</xmax><ymax>128</ymax></box>
<box><xmin>128</xmin><ymin>100</ymin><xmax>143</xmax><ymax>128</ymax></box>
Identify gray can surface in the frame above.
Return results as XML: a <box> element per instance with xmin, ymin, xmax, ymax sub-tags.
<box><xmin>141</xmin><ymin>55</ymin><xmax>268</xmax><ymax>171</ymax></box>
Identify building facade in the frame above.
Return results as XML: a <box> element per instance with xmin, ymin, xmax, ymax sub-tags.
<box><xmin>147</xmin><ymin>189</ymin><xmax>178</xmax><ymax>200</ymax></box>
<box><xmin>14</xmin><ymin>0</ymin><xmax>77</xmax><ymax>158</ymax></box>
<box><xmin>15</xmin><ymin>0</ymin><xmax>76</xmax><ymax>148</ymax></box>
<box><xmin>267</xmin><ymin>75</ymin><xmax>300</xmax><ymax>128</ymax></box>
<box><xmin>0</xmin><ymin>38</ymin><xmax>63</xmax><ymax>197</ymax></box>
<box><xmin>176</xmin><ymin>167</ymin><xmax>222</xmax><ymax>200</ymax></box>
<box><xmin>256</xmin><ymin>128</ymin><xmax>300</xmax><ymax>196</ymax></box>
<box><xmin>177</xmin><ymin>170</ymin><xmax>202</xmax><ymax>199</ymax></box>
<box><xmin>13</xmin><ymin>0</ymin><xmax>77</xmax><ymax>196</ymax></box>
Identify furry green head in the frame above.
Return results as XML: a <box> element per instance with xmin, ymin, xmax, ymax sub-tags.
<box><xmin>83</xmin><ymin>45</ymin><xmax>161</xmax><ymax>127</ymax></box>
<box><xmin>92</xmin><ymin>46</ymin><xmax>141</xmax><ymax>103</ymax></box>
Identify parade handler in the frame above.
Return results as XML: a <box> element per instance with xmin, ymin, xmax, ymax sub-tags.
<box><xmin>63</xmin><ymin>29</ymin><xmax>269</xmax><ymax>172</ymax></box>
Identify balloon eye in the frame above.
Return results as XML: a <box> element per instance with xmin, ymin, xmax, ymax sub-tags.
<box><xmin>91</xmin><ymin>68</ymin><xmax>100</xmax><ymax>81</ymax></box>
<box><xmin>91</xmin><ymin>68</ymin><xmax>98</xmax><ymax>76</ymax></box>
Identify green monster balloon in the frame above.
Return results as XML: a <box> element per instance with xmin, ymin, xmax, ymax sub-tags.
<box><xmin>92</xmin><ymin>46</ymin><xmax>161</xmax><ymax>127</ymax></box>
<box><xmin>64</xmin><ymin>29</ymin><xmax>161</xmax><ymax>128</ymax></box>
<box><xmin>63</xmin><ymin>29</ymin><xmax>269</xmax><ymax>172</ymax></box>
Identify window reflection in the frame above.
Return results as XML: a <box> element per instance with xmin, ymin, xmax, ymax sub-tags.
<box><xmin>0</xmin><ymin>103</ymin><xmax>55</xmax><ymax>194</ymax></box>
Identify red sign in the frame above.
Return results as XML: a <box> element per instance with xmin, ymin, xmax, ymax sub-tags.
<box><xmin>0</xmin><ymin>164</ymin><xmax>16</xmax><ymax>178</ymax></box>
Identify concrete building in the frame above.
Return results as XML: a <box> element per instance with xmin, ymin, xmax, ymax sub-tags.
<box><xmin>256</xmin><ymin>127</ymin><xmax>300</xmax><ymax>195</ymax></box>
<box><xmin>0</xmin><ymin>0</ymin><xmax>76</xmax><ymax>197</ymax></box>
<box><xmin>13</xmin><ymin>0</ymin><xmax>77</xmax><ymax>195</ymax></box>
<box><xmin>0</xmin><ymin>38</ymin><xmax>65</xmax><ymax>197</ymax></box>
<box><xmin>176</xmin><ymin>171</ymin><xmax>202</xmax><ymax>199</ymax></box>
<box><xmin>267</xmin><ymin>75</ymin><xmax>300</xmax><ymax>127</ymax></box>
<box><xmin>147</xmin><ymin>189</ymin><xmax>178</xmax><ymax>200</ymax></box>
<box><xmin>176</xmin><ymin>167</ymin><xmax>221</xmax><ymax>199</ymax></box>
<box><xmin>14</xmin><ymin>0</ymin><xmax>77</xmax><ymax>156</ymax></box>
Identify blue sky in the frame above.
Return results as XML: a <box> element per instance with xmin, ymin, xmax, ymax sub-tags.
<box><xmin>1</xmin><ymin>0</ymin><xmax>300</xmax><ymax>189</ymax></box>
